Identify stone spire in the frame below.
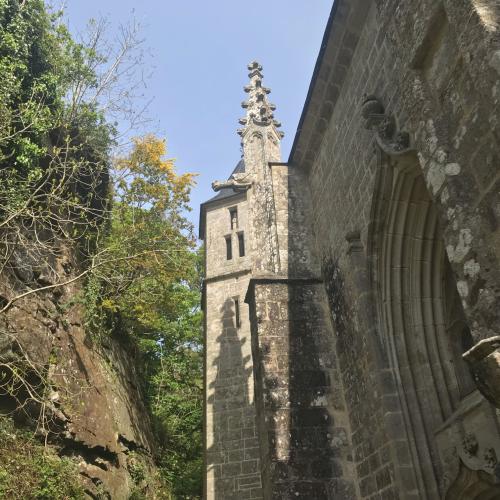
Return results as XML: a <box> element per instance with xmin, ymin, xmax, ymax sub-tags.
<box><xmin>237</xmin><ymin>61</ymin><xmax>284</xmax><ymax>138</ymax></box>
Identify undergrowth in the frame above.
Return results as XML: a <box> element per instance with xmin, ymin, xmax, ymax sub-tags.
<box><xmin>0</xmin><ymin>417</ymin><xmax>85</xmax><ymax>499</ymax></box>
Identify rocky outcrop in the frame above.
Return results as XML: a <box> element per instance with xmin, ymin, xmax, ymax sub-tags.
<box><xmin>0</xmin><ymin>256</ymin><xmax>158</xmax><ymax>498</ymax></box>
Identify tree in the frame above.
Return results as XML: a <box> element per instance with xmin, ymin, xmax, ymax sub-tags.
<box><xmin>0</xmin><ymin>0</ymin><xmax>147</xmax><ymax>314</ymax></box>
<box><xmin>86</xmin><ymin>135</ymin><xmax>203</xmax><ymax>498</ymax></box>
<box><xmin>88</xmin><ymin>134</ymin><xmax>195</xmax><ymax>323</ymax></box>
<box><xmin>0</xmin><ymin>2</ymin><xmax>203</xmax><ymax>496</ymax></box>
<box><xmin>0</xmin><ymin>0</ymin><xmax>116</xmax><ymax>440</ymax></box>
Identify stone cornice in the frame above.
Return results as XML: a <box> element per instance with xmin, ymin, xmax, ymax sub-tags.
<box><xmin>204</xmin><ymin>268</ymin><xmax>252</xmax><ymax>285</ymax></box>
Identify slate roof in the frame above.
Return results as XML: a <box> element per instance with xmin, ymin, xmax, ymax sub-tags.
<box><xmin>199</xmin><ymin>159</ymin><xmax>246</xmax><ymax>239</ymax></box>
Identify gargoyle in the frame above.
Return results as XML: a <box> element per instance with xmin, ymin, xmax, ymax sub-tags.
<box><xmin>211</xmin><ymin>173</ymin><xmax>253</xmax><ymax>192</ymax></box>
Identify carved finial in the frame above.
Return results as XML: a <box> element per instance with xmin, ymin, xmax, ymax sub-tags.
<box><xmin>239</xmin><ymin>61</ymin><xmax>284</xmax><ymax>138</ymax></box>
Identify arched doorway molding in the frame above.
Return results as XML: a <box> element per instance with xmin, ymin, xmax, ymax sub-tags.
<box><xmin>366</xmin><ymin>149</ymin><xmax>443</xmax><ymax>498</ymax></box>
<box><xmin>366</xmin><ymin>146</ymin><xmax>500</xmax><ymax>498</ymax></box>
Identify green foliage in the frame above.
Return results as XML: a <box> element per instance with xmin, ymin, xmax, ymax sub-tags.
<box><xmin>140</xmin><ymin>259</ymin><xmax>203</xmax><ymax>498</ymax></box>
<box><xmin>128</xmin><ymin>452</ymin><xmax>147</xmax><ymax>485</ymax></box>
<box><xmin>87</xmin><ymin>136</ymin><xmax>203</xmax><ymax>498</ymax></box>
<box><xmin>0</xmin><ymin>1</ymin><xmax>203</xmax><ymax>497</ymax></box>
<box><xmin>0</xmin><ymin>0</ymin><xmax>113</xmax><ymax>305</ymax></box>
<box><xmin>0</xmin><ymin>0</ymin><xmax>59</xmax><ymax>166</ymax></box>
<box><xmin>0</xmin><ymin>417</ymin><xmax>85</xmax><ymax>499</ymax></box>
<box><xmin>0</xmin><ymin>0</ymin><xmax>112</xmax><ymax>170</ymax></box>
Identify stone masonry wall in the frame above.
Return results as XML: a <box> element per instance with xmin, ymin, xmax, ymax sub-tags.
<box><xmin>204</xmin><ymin>194</ymin><xmax>251</xmax><ymax>280</ymax></box>
<box><xmin>204</xmin><ymin>195</ymin><xmax>263</xmax><ymax>500</ymax></box>
<box><xmin>291</xmin><ymin>0</ymin><xmax>500</xmax><ymax>497</ymax></box>
<box><xmin>241</xmin><ymin>150</ymin><xmax>360</xmax><ymax>498</ymax></box>
<box><xmin>247</xmin><ymin>280</ymin><xmax>357</xmax><ymax>500</ymax></box>
<box><xmin>270</xmin><ymin>163</ymin><xmax>321</xmax><ymax>279</ymax></box>
<box><xmin>304</xmin><ymin>0</ymin><xmax>500</xmax><ymax>355</ymax></box>
<box><xmin>205</xmin><ymin>276</ymin><xmax>262</xmax><ymax>500</ymax></box>
<box><xmin>202</xmin><ymin>1</ymin><xmax>500</xmax><ymax>497</ymax></box>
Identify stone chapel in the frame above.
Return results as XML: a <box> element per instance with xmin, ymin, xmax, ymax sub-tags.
<box><xmin>200</xmin><ymin>1</ymin><xmax>500</xmax><ymax>498</ymax></box>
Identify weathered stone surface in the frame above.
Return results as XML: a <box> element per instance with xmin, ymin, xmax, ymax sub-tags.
<box><xmin>247</xmin><ymin>280</ymin><xmax>356</xmax><ymax>499</ymax></box>
<box><xmin>0</xmin><ymin>270</ymin><xmax>156</xmax><ymax>498</ymax></box>
<box><xmin>202</xmin><ymin>1</ymin><xmax>500</xmax><ymax>498</ymax></box>
<box><xmin>464</xmin><ymin>337</ymin><xmax>500</xmax><ymax>407</ymax></box>
<box><xmin>202</xmin><ymin>60</ymin><xmax>357</xmax><ymax>498</ymax></box>
<box><xmin>289</xmin><ymin>0</ymin><xmax>500</xmax><ymax>498</ymax></box>
<box><xmin>204</xmin><ymin>275</ymin><xmax>262</xmax><ymax>500</ymax></box>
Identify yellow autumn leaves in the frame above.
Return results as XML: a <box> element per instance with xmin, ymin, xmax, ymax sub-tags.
<box><xmin>114</xmin><ymin>134</ymin><xmax>196</xmax><ymax>214</ymax></box>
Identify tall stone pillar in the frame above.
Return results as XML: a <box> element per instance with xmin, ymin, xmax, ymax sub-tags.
<box><xmin>243</xmin><ymin>157</ymin><xmax>358</xmax><ymax>498</ymax></box>
<box><xmin>238</xmin><ymin>64</ymin><xmax>357</xmax><ymax>498</ymax></box>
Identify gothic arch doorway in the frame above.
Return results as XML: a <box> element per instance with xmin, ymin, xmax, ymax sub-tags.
<box><xmin>370</xmin><ymin>152</ymin><xmax>476</xmax><ymax>497</ymax></box>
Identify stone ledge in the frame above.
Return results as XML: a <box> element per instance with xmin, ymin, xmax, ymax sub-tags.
<box><xmin>204</xmin><ymin>268</ymin><xmax>252</xmax><ymax>284</ymax></box>
<box><xmin>244</xmin><ymin>276</ymin><xmax>324</xmax><ymax>304</ymax></box>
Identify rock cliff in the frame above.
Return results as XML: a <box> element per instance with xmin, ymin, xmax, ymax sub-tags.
<box><xmin>0</xmin><ymin>250</ymin><xmax>158</xmax><ymax>498</ymax></box>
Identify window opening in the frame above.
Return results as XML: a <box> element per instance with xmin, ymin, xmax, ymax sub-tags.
<box><xmin>234</xmin><ymin>297</ymin><xmax>241</xmax><ymax>328</ymax></box>
<box><xmin>238</xmin><ymin>232</ymin><xmax>245</xmax><ymax>257</ymax></box>
<box><xmin>229</xmin><ymin>207</ymin><xmax>238</xmax><ymax>230</ymax></box>
<box><xmin>225</xmin><ymin>236</ymin><xmax>232</xmax><ymax>260</ymax></box>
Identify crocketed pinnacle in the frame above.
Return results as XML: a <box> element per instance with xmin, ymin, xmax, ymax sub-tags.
<box><xmin>237</xmin><ymin>61</ymin><xmax>284</xmax><ymax>137</ymax></box>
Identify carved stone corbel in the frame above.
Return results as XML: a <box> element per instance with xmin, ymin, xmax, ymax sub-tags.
<box><xmin>463</xmin><ymin>336</ymin><xmax>500</xmax><ymax>408</ymax></box>
<box><xmin>361</xmin><ymin>95</ymin><xmax>414</xmax><ymax>156</ymax></box>
<box><xmin>436</xmin><ymin>392</ymin><xmax>500</xmax><ymax>496</ymax></box>
<box><xmin>456</xmin><ymin>431</ymin><xmax>499</xmax><ymax>479</ymax></box>
<box><xmin>345</xmin><ymin>230</ymin><xmax>363</xmax><ymax>255</ymax></box>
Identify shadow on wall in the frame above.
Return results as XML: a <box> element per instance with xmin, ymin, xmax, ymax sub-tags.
<box><xmin>283</xmin><ymin>172</ymin><xmax>356</xmax><ymax>499</ymax></box>
<box><xmin>316</xmin><ymin>149</ymin><xmax>500</xmax><ymax>499</ymax></box>
<box><xmin>285</xmin><ymin>285</ymin><xmax>343</xmax><ymax>498</ymax></box>
<box><xmin>253</xmin><ymin>168</ymin><xmax>357</xmax><ymax>499</ymax></box>
<box><xmin>206</xmin><ymin>298</ymin><xmax>256</xmax><ymax>499</ymax></box>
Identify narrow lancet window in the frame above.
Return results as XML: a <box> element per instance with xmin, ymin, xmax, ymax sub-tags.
<box><xmin>225</xmin><ymin>236</ymin><xmax>232</xmax><ymax>260</ymax></box>
<box><xmin>234</xmin><ymin>297</ymin><xmax>241</xmax><ymax>328</ymax></box>
<box><xmin>238</xmin><ymin>232</ymin><xmax>245</xmax><ymax>257</ymax></box>
<box><xmin>229</xmin><ymin>207</ymin><xmax>238</xmax><ymax>230</ymax></box>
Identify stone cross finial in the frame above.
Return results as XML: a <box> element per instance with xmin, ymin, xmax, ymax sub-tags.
<box><xmin>238</xmin><ymin>61</ymin><xmax>284</xmax><ymax>138</ymax></box>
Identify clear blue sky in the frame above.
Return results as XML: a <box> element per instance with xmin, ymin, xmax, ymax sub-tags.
<box><xmin>65</xmin><ymin>1</ymin><xmax>333</xmax><ymax>230</ymax></box>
